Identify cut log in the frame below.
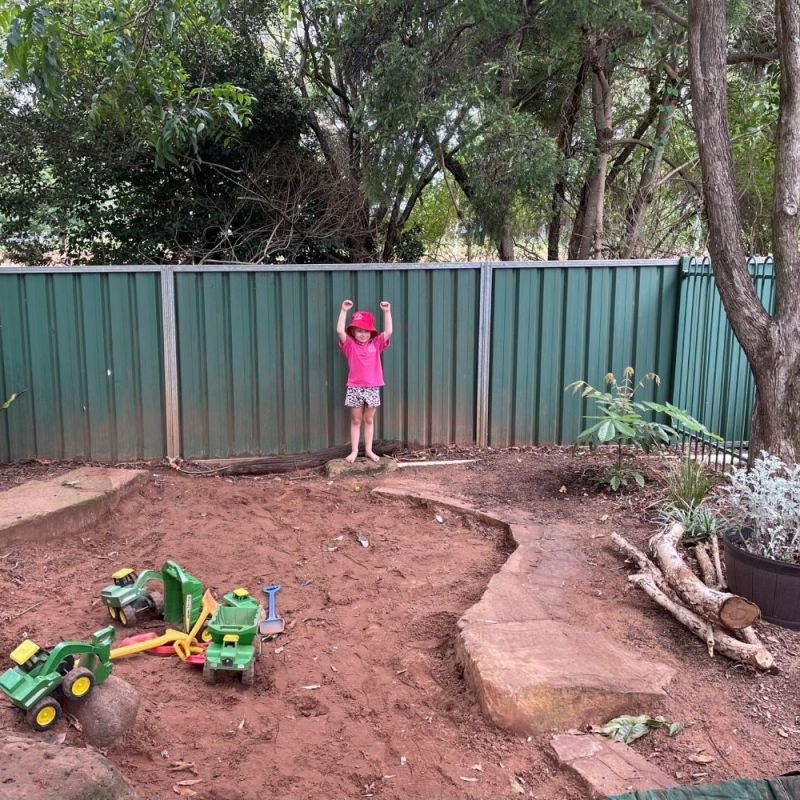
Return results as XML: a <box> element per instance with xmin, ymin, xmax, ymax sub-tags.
<box><xmin>693</xmin><ymin>544</ymin><xmax>718</xmax><ymax>589</ymax></box>
<box><xmin>650</xmin><ymin>523</ymin><xmax>760</xmax><ymax>630</ymax></box>
<box><xmin>629</xmin><ymin>573</ymin><xmax>774</xmax><ymax>670</ymax></box>
<box><xmin>710</xmin><ymin>534</ymin><xmax>726</xmax><ymax>589</ymax></box>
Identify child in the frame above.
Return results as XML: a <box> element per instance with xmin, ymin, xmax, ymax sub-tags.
<box><xmin>336</xmin><ymin>299</ymin><xmax>393</xmax><ymax>463</ymax></box>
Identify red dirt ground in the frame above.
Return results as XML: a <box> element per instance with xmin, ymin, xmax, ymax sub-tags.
<box><xmin>1</xmin><ymin>446</ymin><xmax>799</xmax><ymax>800</ymax></box>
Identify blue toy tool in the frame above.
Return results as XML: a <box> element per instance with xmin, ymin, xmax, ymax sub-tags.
<box><xmin>259</xmin><ymin>584</ymin><xmax>285</xmax><ymax>637</ymax></box>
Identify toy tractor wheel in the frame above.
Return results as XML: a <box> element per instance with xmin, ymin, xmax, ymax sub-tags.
<box><xmin>26</xmin><ymin>696</ymin><xmax>62</xmax><ymax>731</ymax></box>
<box><xmin>62</xmin><ymin>667</ymin><xmax>95</xmax><ymax>700</ymax></box>
<box><xmin>241</xmin><ymin>662</ymin><xmax>255</xmax><ymax>686</ymax></box>
<box><xmin>118</xmin><ymin>604</ymin><xmax>137</xmax><ymax>626</ymax></box>
<box><xmin>149</xmin><ymin>590</ymin><xmax>164</xmax><ymax>617</ymax></box>
<box><xmin>202</xmin><ymin>661</ymin><xmax>217</xmax><ymax>684</ymax></box>
<box><xmin>107</xmin><ymin>605</ymin><xmax>118</xmax><ymax>621</ymax></box>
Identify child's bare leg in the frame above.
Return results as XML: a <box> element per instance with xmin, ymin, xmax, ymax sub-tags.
<box><xmin>363</xmin><ymin>407</ymin><xmax>380</xmax><ymax>462</ymax></box>
<box><xmin>347</xmin><ymin>407</ymin><xmax>363</xmax><ymax>463</ymax></box>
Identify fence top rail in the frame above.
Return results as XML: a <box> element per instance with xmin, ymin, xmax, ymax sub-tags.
<box><xmin>0</xmin><ymin>258</ymin><xmax>681</xmax><ymax>275</ymax></box>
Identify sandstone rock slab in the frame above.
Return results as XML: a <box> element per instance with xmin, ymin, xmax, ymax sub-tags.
<box><xmin>551</xmin><ymin>732</ymin><xmax>677</xmax><ymax>798</ymax></box>
<box><xmin>0</xmin><ymin>467</ymin><xmax>148</xmax><ymax>544</ymax></box>
<box><xmin>0</xmin><ymin>734</ymin><xmax>139</xmax><ymax>800</ymax></box>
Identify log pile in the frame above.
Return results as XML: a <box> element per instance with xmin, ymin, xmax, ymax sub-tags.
<box><xmin>611</xmin><ymin>523</ymin><xmax>774</xmax><ymax>670</ymax></box>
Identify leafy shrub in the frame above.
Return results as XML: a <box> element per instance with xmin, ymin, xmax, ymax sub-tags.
<box><xmin>657</xmin><ymin>501</ymin><xmax>717</xmax><ymax>544</ymax></box>
<box><xmin>663</xmin><ymin>457</ymin><xmax>719</xmax><ymax>510</ymax></box>
<box><xmin>724</xmin><ymin>452</ymin><xmax>800</xmax><ymax>562</ymax></box>
<box><xmin>566</xmin><ymin>367</ymin><xmax>719</xmax><ymax>491</ymax></box>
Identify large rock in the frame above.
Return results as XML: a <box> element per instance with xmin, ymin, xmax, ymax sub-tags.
<box><xmin>325</xmin><ymin>457</ymin><xmax>398</xmax><ymax>478</ymax></box>
<box><xmin>551</xmin><ymin>733</ymin><xmax>677</xmax><ymax>798</ymax></box>
<box><xmin>370</xmin><ymin>488</ymin><xmax>675</xmax><ymax>735</ymax></box>
<box><xmin>62</xmin><ymin>675</ymin><xmax>140</xmax><ymax>747</ymax></box>
<box><xmin>0</xmin><ymin>734</ymin><xmax>138</xmax><ymax>800</ymax></box>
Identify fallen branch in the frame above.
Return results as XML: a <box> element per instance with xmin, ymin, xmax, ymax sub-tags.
<box><xmin>693</xmin><ymin>544</ymin><xmax>718</xmax><ymax>589</ymax></box>
<box><xmin>174</xmin><ymin>440</ymin><xmax>403</xmax><ymax>476</ymax></box>
<box><xmin>5</xmin><ymin>600</ymin><xmax>43</xmax><ymax>623</ymax></box>
<box><xmin>610</xmin><ymin>532</ymin><xmax>680</xmax><ymax>601</ymax></box>
<box><xmin>710</xmin><ymin>534</ymin><xmax>726</xmax><ymax>589</ymax></box>
<box><xmin>629</xmin><ymin>573</ymin><xmax>774</xmax><ymax>669</ymax></box>
<box><xmin>650</xmin><ymin>523</ymin><xmax>760</xmax><ymax>630</ymax></box>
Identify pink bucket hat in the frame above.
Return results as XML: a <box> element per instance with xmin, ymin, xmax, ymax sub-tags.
<box><xmin>346</xmin><ymin>310</ymin><xmax>379</xmax><ymax>338</ymax></box>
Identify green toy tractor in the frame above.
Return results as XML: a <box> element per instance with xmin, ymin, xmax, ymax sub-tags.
<box><xmin>100</xmin><ymin>567</ymin><xmax>164</xmax><ymax>626</ymax></box>
<box><xmin>0</xmin><ymin>626</ymin><xmax>115</xmax><ymax>731</ymax></box>
<box><xmin>203</xmin><ymin>589</ymin><xmax>262</xmax><ymax>686</ymax></box>
<box><xmin>100</xmin><ymin>560</ymin><xmax>204</xmax><ymax>631</ymax></box>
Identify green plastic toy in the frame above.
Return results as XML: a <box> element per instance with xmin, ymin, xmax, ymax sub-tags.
<box><xmin>0</xmin><ymin>626</ymin><xmax>115</xmax><ymax>731</ymax></box>
<box><xmin>100</xmin><ymin>560</ymin><xmax>204</xmax><ymax>631</ymax></box>
<box><xmin>203</xmin><ymin>589</ymin><xmax>261</xmax><ymax>685</ymax></box>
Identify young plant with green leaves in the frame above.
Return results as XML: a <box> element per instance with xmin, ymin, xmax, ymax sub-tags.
<box><xmin>654</xmin><ymin>456</ymin><xmax>720</xmax><ymax>542</ymax></box>
<box><xmin>566</xmin><ymin>367</ymin><xmax>719</xmax><ymax>491</ymax></box>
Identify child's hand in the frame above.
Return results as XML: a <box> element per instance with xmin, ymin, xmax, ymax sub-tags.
<box><xmin>379</xmin><ymin>301</ymin><xmax>391</xmax><ymax>311</ymax></box>
<box><xmin>341</xmin><ymin>299</ymin><xmax>354</xmax><ymax>311</ymax></box>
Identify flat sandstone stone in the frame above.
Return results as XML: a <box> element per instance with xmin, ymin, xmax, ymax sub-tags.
<box><xmin>0</xmin><ymin>467</ymin><xmax>148</xmax><ymax>544</ymax></box>
<box><xmin>371</xmin><ymin>487</ymin><xmax>675</xmax><ymax>735</ymax></box>
<box><xmin>551</xmin><ymin>733</ymin><xmax>677</xmax><ymax>798</ymax></box>
<box><xmin>326</xmin><ymin>457</ymin><xmax>398</xmax><ymax>478</ymax></box>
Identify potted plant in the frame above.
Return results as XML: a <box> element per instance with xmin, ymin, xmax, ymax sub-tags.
<box><xmin>721</xmin><ymin>452</ymin><xmax>800</xmax><ymax>629</ymax></box>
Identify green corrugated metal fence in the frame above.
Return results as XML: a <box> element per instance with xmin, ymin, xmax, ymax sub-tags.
<box><xmin>672</xmin><ymin>256</ymin><xmax>774</xmax><ymax>454</ymax></box>
<box><xmin>488</xmin><ymin>262</ymin><xmax>680</xmax><ymax>446</ymax></box>
<box><xmin>0</xmin><ymin>257</ymin><xmax>754</xmax><ymax>462</ymax></box>
<box><xmin>0</xmin><ymin>269</ymin><xmax>165</xmax><ymax>462</ymax></box>
<box><xmin>175</xmin><ymin>266</ymin><xmax>480</xmax><ymax>458</ymax></box>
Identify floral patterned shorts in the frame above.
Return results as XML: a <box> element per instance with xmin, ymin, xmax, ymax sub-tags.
<box><xmin>345</xmin><ymin>386</ymin><xmax>381</xmax><ymax>408</ymax></box>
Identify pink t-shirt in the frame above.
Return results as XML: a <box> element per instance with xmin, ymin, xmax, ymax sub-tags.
<box><xmin>339</xmin><ymin>334</ymin><xmax>390</xmax><ymax>387</ymax></box>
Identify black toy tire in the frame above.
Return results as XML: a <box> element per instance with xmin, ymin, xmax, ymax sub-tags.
<box><xmin>241</xmin><ymin>662</ymin><xmax>255</xmax><ymax>686</ymax></box>
<box><xmin>26</xmin><ymin>697</ymin><xmax>62</xmax><ymax>731</ymax></box>
<box><xmin>62</xmin><ymin>667</ymin><xmax>95</xmax><ymax>700</ymax></box>
<box><xmin>203</xmin><ymin>661</ymin><xmax>217</xmax><ymax>684</ymax></box>
<box><xmin>119</xmin><ymin>604</ymin><xmax>137</xmax><ymax>626</ymax></box>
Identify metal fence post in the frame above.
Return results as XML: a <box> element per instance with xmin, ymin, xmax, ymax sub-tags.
<box><xmin>475</xmin><ymin>262</ymin><xmax>493</xmax><ymax>448</ymax></box>
<box><xmin>160</xmin><ymin>266</ymin><xmax>181</xmax><ymax>459</ymax></box>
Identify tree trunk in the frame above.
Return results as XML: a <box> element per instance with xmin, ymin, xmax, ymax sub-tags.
<box><xmin>619</xmin><ymin>78</ymin><xmax>677</xmax><ymax>258</ymax></box>
<box><xmin>569</xmin><ymin>35</ymin><xmax>613</xmax><ymax>260</ymax></box>
<box><xmin>650</xmin><ymin>523</ymin><xmax>760</xmax><ymax>630</ymax></box>
<box><xmin>688</xmin><ymin>0</ymin><xmax>800</xmax><ymax>463</ymax></box>
<box><xmin>548</xmin><ymin>57</ymin><xmax>588</xmax><ymax>260</ymax></box>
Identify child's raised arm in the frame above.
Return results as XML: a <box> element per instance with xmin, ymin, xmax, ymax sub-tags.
<box><xmin>379</xmin><ymin>301</ymin><xmax>393</xmax><ymax>343</ymax></box>
<box><xmin>337</xmin><ymin>299</ymin><xmax>353</xmax><ymax>343</ymax></box>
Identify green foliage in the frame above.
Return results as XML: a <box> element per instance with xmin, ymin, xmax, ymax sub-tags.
<box><xmin>653</xmin><ymin>456</ymin><xmax>719</xmax><ymax>543</ymax></box>
<box><xmin>662</xmin><ymin>457</ymin><xmax>720</xmax><ymax>511</ymax></box>
<box><xmin>0</xmin><ymin>28</ymin><xmax>317</xmax><ymax>263</ymax></box>
<box><xmin>657</xmin><ymin>501</ymin><xmax>717</xmax><ymax>545</ymax></box>
<box><xmin>1</xmin><ymin>0</ymin><xmax>255</xmax><ymax>162</ymax></box>
<box><xmin>567</xmin><ymin>367</ymin><xmax>719</xmax><ymax>491</ymax></box>
<box><xmin>725</xmin><ymin>453</ymin><xmax>800</xmax><ymax>563</ymax></box>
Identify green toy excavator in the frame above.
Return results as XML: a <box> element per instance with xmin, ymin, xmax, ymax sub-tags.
<box><xmin>0</xmin><ymin>626</ymin><xmax>115</xmax><ymax>731</ymax></box>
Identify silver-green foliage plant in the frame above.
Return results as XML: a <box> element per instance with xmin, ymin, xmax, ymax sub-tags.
<box><xmin>566</xmin><ymin>367</ymin><xmax>719</xmax><ymax>491</ymax></box>
<box><xmin>724</xmin><ymin>452</ymin><xmax>800</xmax><ymax>563</ymax></box>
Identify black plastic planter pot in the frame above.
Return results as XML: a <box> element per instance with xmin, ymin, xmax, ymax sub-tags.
<box><xmin>722</xmin><ymin>529</ymin><xmax>800</xmax><ymax>630</ymax></box>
